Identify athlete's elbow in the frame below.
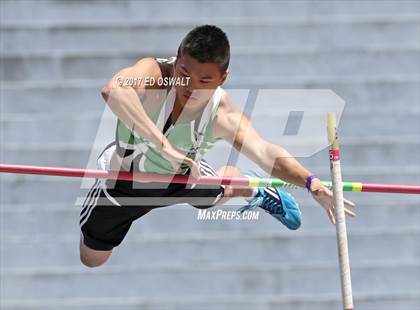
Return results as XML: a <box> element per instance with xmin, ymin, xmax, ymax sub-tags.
<box><xmin>254</xmin><ymin>141</ymin><xmax>270</xmax><ymax>163</ymax></box>
<box><xmin>101</xmin><ymin>83</ymin><xmax>112</xmax><ymax>102</ymax></box>
<box><xmin>256</xmin><ymin>142</ymin><xmax>282</xmax><ymax>171</ymax></box>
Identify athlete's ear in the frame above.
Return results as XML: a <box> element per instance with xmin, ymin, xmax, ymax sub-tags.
<box><xmin>219</xmin><ymin>69</ymin><xmax>229</xmax><ymax>85</ymax></box>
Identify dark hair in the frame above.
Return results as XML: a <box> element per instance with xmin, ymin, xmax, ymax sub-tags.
<box><xmin>177</xmin><ymin>25</ymin><xmax>230</xmax><ymax>72</ymax></box>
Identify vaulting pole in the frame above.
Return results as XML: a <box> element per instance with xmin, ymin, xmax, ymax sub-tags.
<box><xmin>327</xmin><ymin>112</ymin><xmax>354</xmax><ymax>310</ymax></box>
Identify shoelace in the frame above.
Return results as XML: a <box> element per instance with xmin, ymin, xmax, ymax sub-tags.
<box><xmin>261</xmin><ymin>195</ymin><xmax>286</xmax><ymax>216</ymax></box>
<box><xmin>238</xmin><ymin>193</ymin><xmax>286</xmax><ymax>217</ymax></box>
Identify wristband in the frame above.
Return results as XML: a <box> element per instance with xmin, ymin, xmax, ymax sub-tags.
<box><xmin>305</xmin><ymin>175</ymin><xmax>318</xmax><ymax>191</ymax></box>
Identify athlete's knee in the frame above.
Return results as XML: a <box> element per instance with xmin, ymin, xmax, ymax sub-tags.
<box><xmin>80</xmin><ymin>253</ymin><xmax>110</xmax><ymax>268</ymax></box>
<box><xmin>79</xmin><ymin>238</ymin><xmax>112</xmax><ymax>268</ymax></box>
<box><xmin>216</xmin><ymin>166</ymin><xmax>251</xmax><ymax>198</ymax></box>
<box><xmin>217</xmin><ymin>165</ymin><xmax>242</xmax><ymax>177</ymax></box>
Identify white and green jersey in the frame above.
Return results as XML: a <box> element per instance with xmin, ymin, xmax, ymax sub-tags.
<box><xmin>114</xmin><ymin>57</ymin><xmax>222</xmax><ymax>174</ymax></box>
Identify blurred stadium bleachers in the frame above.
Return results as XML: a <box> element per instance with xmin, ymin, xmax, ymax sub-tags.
<box><xmin>1</xmin><ymin>1</ymin><xmax>419</xmax><ymax>309</ymax></box>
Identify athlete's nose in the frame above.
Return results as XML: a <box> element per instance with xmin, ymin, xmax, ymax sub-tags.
<box><xmin>186</xmin><ymin>81</ymin><xmax>194</xmax><ymax>93</ymax></box>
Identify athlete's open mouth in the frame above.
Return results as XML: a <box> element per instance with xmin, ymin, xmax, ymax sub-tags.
<box><xmin>184</xmin><ymin>92</ymin><xmax>197</xmax><ymax>100</ymax></box>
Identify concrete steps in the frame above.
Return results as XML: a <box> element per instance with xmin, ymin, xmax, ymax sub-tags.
<box><xmin>2</xmin><ymin>226</ymin><xmax>418</xmax><ymax>267</ymax></box>
<box><xmin>1</xmin><ymin>293</ymin><xmax>419</xmax><ymax>310</ymax></box>
<box><xmin>1</xmin><ymin>110</ymin><xmax>419</xmax><ymax>144</ymax></box>
<box><xmin>2</xmin><ymin>136</ymin><xmax>419</xmax><ymax>167</ymax></box>
<box><xmin>1</xmin><ymin>77</ymin><xmax>418</xmax><ymax>117</ymax></box>
<box><xmin>1</xmin><ymin>0</ymin><xmax>418</xmax><ymax>22</ymax></box>
<box><xmin>1</xmin><ymin>195</ymin><xmax>418</xmax><ymax>230</ymax></box>
<box><xmin>2</xmin><ymin>46</ymin><xmax>419</xmax><ymax>81</ymax></box>
<box><xmin>1</xmin><ymin>260</ymin><xmax>418</xmax><ymax>298</ymax></box>
<box><xmin>1</xmin><ymin>16</ymin><xmax>419</xmax><ymax>52</ymax></box>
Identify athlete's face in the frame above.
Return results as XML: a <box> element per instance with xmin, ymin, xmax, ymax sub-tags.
<box><xmin>174</xmin><ymin>53</ymin><xmax>228</xmax><ymax>107</ymax></box>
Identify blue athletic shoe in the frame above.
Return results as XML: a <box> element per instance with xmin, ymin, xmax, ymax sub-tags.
<box><xmin>238</xmin><ymin>171</ymin><xmax>302</xmax><ymax>230</ymax></box>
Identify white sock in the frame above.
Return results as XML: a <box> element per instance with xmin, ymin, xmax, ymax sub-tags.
<box><xmin>245</xmin><ymin>187</ymin><xmax>259</xmax><ymax>202</ymax></box>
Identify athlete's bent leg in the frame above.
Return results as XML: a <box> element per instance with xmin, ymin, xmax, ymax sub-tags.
<box><xmin>214</xmin><ymin>166</ymin><xmax>301</xmax><ymax>229</ymax></box>
<box><xmin>215</xmin><ymin>165</ymin><xmax>254</xmax><ymax>205</ymax></box>
<box><xmin>79</xmin><ymin>235</ymin><xmax>112</xmax><ymax>268</ymax></box>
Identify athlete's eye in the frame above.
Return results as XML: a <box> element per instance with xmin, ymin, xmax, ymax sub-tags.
<box><xmin>180</xmin><ymin>70</ymin><xmax>189</xmax><ymax>78</ymax></box>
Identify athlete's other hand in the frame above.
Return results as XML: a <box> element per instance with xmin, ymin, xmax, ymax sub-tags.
<box><xmin>309</xmin><ymin>178</ymin><xmax>356</xmax><ymax>225</ymax></box>
<box><xmin>161</xmin><ymin>142</ymin><xmax>201</xmax><ymax>179</ymax></box>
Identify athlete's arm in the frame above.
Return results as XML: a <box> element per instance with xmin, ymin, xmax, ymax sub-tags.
<box><xmin>101</xmin><ymin>57</ymin><xmax>200</xmax><ymax>177</ymax></box>
<box><xmin>213</xmin><ymin>91</ymin><xmax>355</xmax><ymax>223</ymax></box>
<box><xmin>213</xmin><ymin>91</ymin><xmax>313</xmax><ymax>187</ymax></box>
<box><xmin>101</xmin><ymin>58</ymin><xmax>169</xmax><ymax>149</ymax></box>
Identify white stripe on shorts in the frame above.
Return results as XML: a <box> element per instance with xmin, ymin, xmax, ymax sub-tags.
<box><xmin>80</xmin><ymin>180</ymin><xmax>101</xmax><ymax>227</ymax></box>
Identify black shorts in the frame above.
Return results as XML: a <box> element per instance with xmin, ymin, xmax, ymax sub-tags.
<box><xmin>79</xmin><ymin>158</ymin><xmax>224</xmax><ymax>251</ymax></box>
